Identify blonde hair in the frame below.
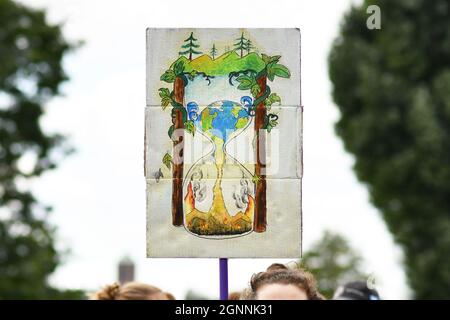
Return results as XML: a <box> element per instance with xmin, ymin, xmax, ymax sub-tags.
<box><xmin>91</xmin><ymin>282</ymin><xmax>175</xmax><ymax>300</ymax></box>
<box><xmin>228</xmin><ymin>291</ymin><xmax>242</xmax><ymax>300</ymax></box>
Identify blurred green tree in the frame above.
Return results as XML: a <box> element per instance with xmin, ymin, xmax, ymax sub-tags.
<box><xmin>184</xmin><ymin>289</ymin><xmax>210</xmax><ymax>300</ymax></box>
<box><xmin>0</xmin><ymin>0</ymin><xmax>83</xmax><ymax>299</ymax></box>
<box><xmin>301</xmin><ymin>231</ymin><xmax>367</xmax><ymax>299</ymax></box>
<box><xmin>329</xmin><ymin>0</ymin><xmax>450</xmax><ymax>298</ymax></box>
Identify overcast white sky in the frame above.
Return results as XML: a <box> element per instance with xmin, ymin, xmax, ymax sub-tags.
<box><xmin>19</xmin><ymin>0</ymin><xmax>409</xmax><ymax>299</ymax></box>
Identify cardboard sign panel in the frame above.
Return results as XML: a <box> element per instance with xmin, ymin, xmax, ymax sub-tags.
<box><xmin>145</xmin><ymin>28</ymin><xmax>302</xmax><ymax>258</ymax></box>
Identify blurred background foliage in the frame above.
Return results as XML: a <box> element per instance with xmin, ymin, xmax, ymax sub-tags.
<box><xmin>0</xmin><ymin>0</ymin><xmax>83</xmax><ymax>299</ymax></box>
<box><xmin>301</xmin><ymin>231</ymin><xmax>367</xmax><ymax>299</ymax></box>
<box><xmin>184</xmin><ymin>289</ymin><xmax>210</xmax><ymax>300</ymax></box>
<box><xmin>329</xmin><ymin>0</ymin><xmax>450</xmax><ymax>298</ymax></box>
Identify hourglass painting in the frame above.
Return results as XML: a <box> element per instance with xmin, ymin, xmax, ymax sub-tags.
<box><xmin>146</xmin><ymin>29</ymin><xmax>302</xmax><ymax>258</ymax></box>
<box><xmin>183</xmin><ymin>97</ymin><xmax>256</xmax><ymax>237</ymax></box>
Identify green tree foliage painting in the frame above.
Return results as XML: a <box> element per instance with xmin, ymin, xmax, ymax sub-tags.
<box><xmin>0</xmin><ymin>0</ymin><xmax>83</xmax><ymax>299</ymax></box>
<box><xmin>329</xmin><ymin>0</ymin><xmax>450</xmax><ymax>298</ymax></box>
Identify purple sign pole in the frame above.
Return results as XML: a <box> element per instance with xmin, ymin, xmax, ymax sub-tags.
<box><xmin>219</xmin><ymin>258</ymin><xmax>228</xmax><ymax>300</ymax></box>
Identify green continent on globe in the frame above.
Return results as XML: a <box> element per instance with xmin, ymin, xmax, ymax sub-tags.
<box><xmin>201</xmin><ymin>108</ymin><xmax>217</xmax><ymax>132</ymax></box>
<box><xmin>236</xmin><ymin>117</ymin><xmax>248</xmax><ymax>129</ymax></box>
<box><xmin>231</xmin><ymin>105</ymin><xmax>241</xmax><ymax>117</ymax></box>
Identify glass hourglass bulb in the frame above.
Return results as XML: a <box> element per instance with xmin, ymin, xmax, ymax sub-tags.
<box><xmin>183</xmin><ymin>96</ymin><xmax>256</xmax><ymax>238</ymax></box>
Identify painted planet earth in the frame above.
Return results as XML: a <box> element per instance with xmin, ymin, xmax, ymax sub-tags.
<box><xmin>194</xmin><ymin>100</ymin><xmax>250</xmax><ymax>141</ymax></box>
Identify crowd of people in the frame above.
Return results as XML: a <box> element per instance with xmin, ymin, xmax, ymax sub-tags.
<box><xmin>91</xmin><ymin>263</ymin><xmax>380</xmax><ymax>300</ymax></box>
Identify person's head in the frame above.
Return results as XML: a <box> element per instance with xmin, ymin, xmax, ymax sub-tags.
<box><xmin>247</xmin><ymin>263</ymin><xmax>324</xmax><ymax>300</ymax></box>
<box><xmin>333</xmin><ymin>281</ymin><xmax>380</xmax><ymax>300</ymax></box>
<box><xmin>91</xmin><ymin>282</ymin><xmax>175</xmax><ymax>300</ymax></box>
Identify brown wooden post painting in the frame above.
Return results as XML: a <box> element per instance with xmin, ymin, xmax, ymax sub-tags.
<box><xmin>254</xmin><ymin>74</ymin><xmax>267</xmax><ymax>232</ymax></box>
<box><xmin>171</xmin><ymin>76</ymin><xmax>184</xmax><ymax>226</ymax></box>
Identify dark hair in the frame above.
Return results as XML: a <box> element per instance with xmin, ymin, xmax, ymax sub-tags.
<box><xmin>248</xmin><ymin>264</ymin><xmax>325</xmax><ymax>300</ymax></box>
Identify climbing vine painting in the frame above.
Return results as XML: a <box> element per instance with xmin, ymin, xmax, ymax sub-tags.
<box><xmin>146</xmin><ymin>29</ymin><xmax>302</xmax><ymax>258</ymax></box>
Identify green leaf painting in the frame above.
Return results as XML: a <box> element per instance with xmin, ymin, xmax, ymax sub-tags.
<box><xmin>271</xmin><ymin>64</ymin><xmax>290</xmax><ymax>78</ymax></box>
<box><xmin>160</xmin><ymin>69</ymin><xmax>176</xmax><ymax>83</ymax></box>
<box><xmin>251</xmin><ymin>84</ymin><xmax>261</xmax><ymax>98</ymax></box>
<box><xmin>265</xmin><ymin>93</ymin><xmax>282</xmax><ymax>107</ymax></box>
<box><xmin>162</xmin><ymin>152</ymin><xmax>173</xmax><ymax>170</ymax></box>
<box><xmin>173</xmin><ymin>60</ymin><xmax>185</xmax><ymax>75</ymax></box>
<box><xmin>185</xmin><ymin>120</ymin><xmax>195</xmax><ymax>136</ymax></box>
<box><xmin>159</xmin><ymin>88</ymin><xmax>172</xmax><ymax>109</ymax></box>
<box><xmin>236</xmin><ymin>75</ymin><xmax>254</xmax><ymax>90</ymax></box>
<box><xmin>264</xmin><ymin>114</ymin><xmax>279</xmax><ymax>132</ymax></box>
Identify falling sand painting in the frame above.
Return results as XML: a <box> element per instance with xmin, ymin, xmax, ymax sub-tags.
<box><xmin>145</xmin><ymin>29</ymin><xmax>302</xmax><ymax>257</ymax></box>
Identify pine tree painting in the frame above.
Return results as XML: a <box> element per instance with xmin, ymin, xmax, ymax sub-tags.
<box><xmin>245</xmin><ymin>38</ymin><xmax>254</xmax><ymax>55</ymax></box>
<box><xmin>234</xmin><ymin>32</ymin><xmax>247</xmax><ymax>58</ymax></box>
<box><xmin>179</xmin><ymin>32</ymin><xmax>202</xmax><ymax>61</ymax></box>
<box><xmin>210</xmin><ymin>43</ymin><xmax>218</xmax><ymax>60</ymax></box>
